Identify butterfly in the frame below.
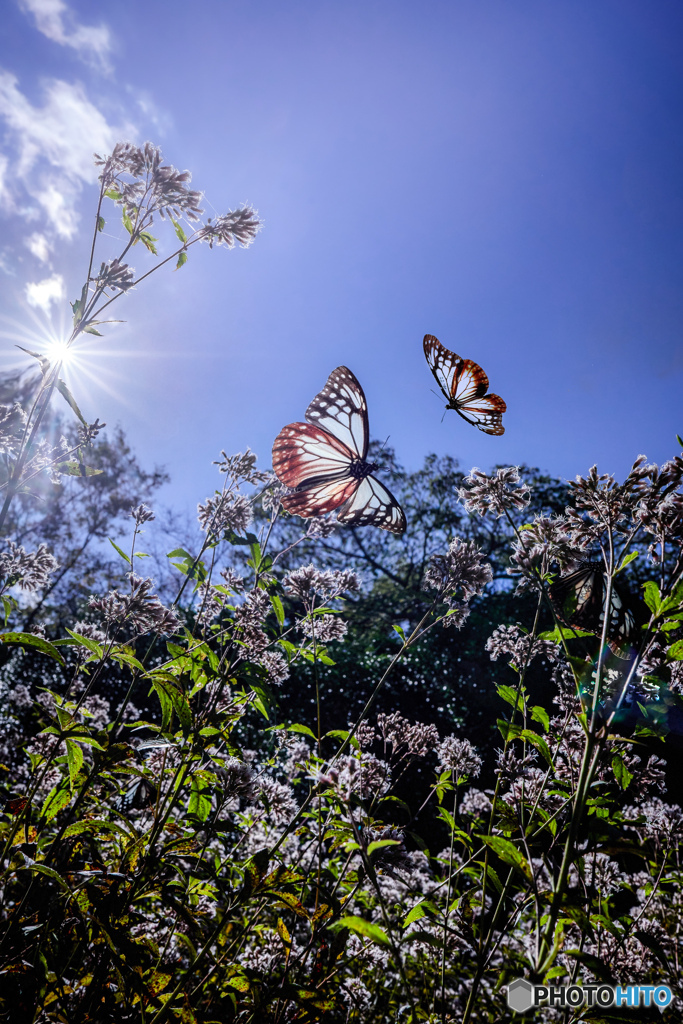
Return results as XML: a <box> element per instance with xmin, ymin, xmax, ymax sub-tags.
<box><xmin>272</xmin><ymin>366</ymin><xmax>406</xmax><ymax>534</ymax></box>
<box><xmin>423</xmin><ymin>334</ymin><xmax>506</xmax><ymax>435</ymax></box>
<box><xmin>548</xmin><ymin>561</ymin><xmax>642</xmax><ymax>659</ymax></box>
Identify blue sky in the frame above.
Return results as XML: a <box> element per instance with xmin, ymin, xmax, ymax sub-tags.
<box><xmin>1</xmin><ymin>0</ymin><xmax>682</xmax><ymax>516</ymax></box>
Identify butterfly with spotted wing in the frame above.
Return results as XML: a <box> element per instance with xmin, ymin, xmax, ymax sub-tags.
<box><xmin>423</xmin><ymin>334</ymin><xmax>507</xmax><ymax>435</ymax></box>
<box><xmin>549</xmin><ymin>561</ymin><xmax>643</xmax><ymax>659</ymax></box>
<box><xmin>272</xmin><ymin>366</ymin><xmax>406</xmax><ymax>534</ymax></box>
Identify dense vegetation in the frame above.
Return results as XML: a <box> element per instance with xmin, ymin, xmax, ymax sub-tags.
<box><xmin>1</xmin><ymin>143</ymin><xmax>682</xmax><ymax>1023</ymax></box>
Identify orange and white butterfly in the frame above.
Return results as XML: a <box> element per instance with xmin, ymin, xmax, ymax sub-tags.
<box><xmin>423</xmin><ymin>334</ymin><xmax>506</xmax><ymax>435</ymax></box>
<box><xmin>272</xmin><ymin>366</ymin><xmax>406</xmax><ymax>534</ymax></box>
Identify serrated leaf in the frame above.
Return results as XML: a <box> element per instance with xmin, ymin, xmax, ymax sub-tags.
<box><xmin>336</xmin><ymin>915</ymin><xmax>390</xmax><ymax>946</ymax></box>
<box><xmin>367</xmin><ymin>839</ymin><xmax>400</xmax><ymax>856</ymax></box>
<box><xmin>538</xmin><ymin>625</ymin><xmax>593</xmax><ymax>642</ymax></box>
<box><xmin>65</xmin><ymin>739</ymin><xmax>84</xmax><ymax>789</ymax></box>
<box><xmin>531</xmin><ymin>705</ymin><xmax>550</xmax><ymax>731</ymax></box>
<box><xmin>611</xmin><ymin>753</ymin><xmax>633</xmax><ymax>790</ymax></box>
<box><xmin>403</xmin><ymin>902</ymin><xmax>426</xmax><ymax>928</ymax></box>
<box><xmin>139</xmin><ymin>231</ymin><xmax>158</xmax><ymax>254</ymax></box>
<box><xmin>615</xmin><ymin>550</ymin><xmax>638</xmax><ymax>574</ymax></box>
<box><xmin>109</xmin><ymin>538</ymin><xmax>131</xmax><ymax>564</ymax></box>
<box><xmin>16</xmin><ymin>344</ymin><xmax>51</xmax><ymax>376</ymax></box>
<box><xmin>668</xmin><ymin>639</ymin><xmax>683</xmax><ymax>660</ymax></box>
<box><xmin>270</xmin><ymin>593</ymin><xmax>285</xmax><ymax>627</ymax></box>
<box><xmin>54</xmin><ymin>461</ymin><xmax>103</xmax><ymax>477</ymax></box>
<box><xmin>273</xmin><ymin>891</ymin><xmax>309</xmax><ymax>918</ymax></box>
<box><xmin>0</xmin><ymin>632</ymin><xmax>65</xmax><ymax>666</ymax></box>
<box><xmin>171</xmin><ymin>217</ymin><xmax>188</xmax><ymax>243</ymax></box>
<box><xmin>176</xmin><ymin>250</ymin><xmax>188</xmax><ymax>270</ymax></box>
<box><xmin>40</xmin><ymin>784</ymin><xmax>70</xmax><ymax>822</ymax></box>
<box><xmin>642</xmin><ymin>580</ymin><xmax>662</xmax><ymax>616</ymax></box>
<box><xmin>478</xmin><ymin>835</ymin><xmax>532</xmax><ymax>879</ymax></box>
<box><xmin>56</xmin><ymin>379</ymin><xmax>86</xmax><ymax>425</ymax></box>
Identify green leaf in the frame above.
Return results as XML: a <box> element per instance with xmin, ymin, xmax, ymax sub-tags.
<box><xmin>188</xmin><ymin>776</ymin><xmax>212</xmax><ymax>822</ymax></box>
<box><xmin>496</xmin><ymin>683</ymin><xmax>526</xmax><ymax>711</ymax></box>
<box><xmin>642</xmin><ymin>580</ymin><xmax>662</xmax><ymax>616</ymax></box>
<box><xmin>677</xmin><ymin>433</ymin><xmax>683</xmax><ymax>449</ymax></box>
<box><xmin>171</xmin><ymin>217</ymin><xmax>188</xmax><ymax>244</ymax></box>
<box><xmin>176</xmin><ymin>250</ymin><xmax>188</xmax><ymax>270</ymax></box>
<box><xmin>41</xmin><ymin>784</ymin><xmax>70</xmax><ymax>822</ymax></box>
<box><xmin>139</xmin><ymin>231</ymin><xmax>158</xmax><ymax>254</ymax></box>
<box><xmin>16</xmin><ymin>344</ymin><xmax>51</xmax><ymax>376</ymax></box>
<box><xmin>82</xmin><ymin>323</ymin><xmax>103</xmax><ymax>336</ymax></box>
<box><xmin>109</xmin><ymin>538</ymin><xmax>131</xmax><ymax>564</ymax></box>
<box><xmin>65</xmin><ymin>629</ymin><xmax>104</xmax><ymax>658</ymax></box>
<box><xmin>56</xmin><ymin>379</ymin><xmax>86</xmax><ymax>425</ymax></box>
<box><xmin>611</xmin><ymin>753</ymin><xmax>633</xmax><ymax>790</ymax></box>
<box><xmin>336</xmin><ymin>915</ymin><xmax>390</xmax><ymax>946</ymax></box>
<box><xmin>520</xmin><ymin>729</ymin><xmax>554</xmax><ymax>767</ymax></box>
<box><xmin>478</xmin><ymin>835</ymin><xmax>532</xmax><ymax>880</ymax></box>
<box><xmin>326</xmin><ymin>728</ymin><xmax>360</xmax><ymax>750</ymax></box>
<box><xmin>0</xmin><ymin>595</ymin><xmax>15</xmax><ymax>627</ymax></box>
<box><xmin>668</xmin><ymin>639</ymin><xmax>683</xmax><ymax>661</ymax></box>
<box><xmin>97</xmin><ymin>215</ymin><xmax>105</xmax><ymax>232</ymax></box>
<box><xmin>538</xmin><ymin>625</ymin><xmax>593</xmax><ymax>642</ymax></box>
<box><xmin>392</xmin><ymin>623</ymin><xmax>406</xmax><ymax>642</ymax></box>
<box><xmin>0</xmin><ymin>632</ymin><xmax>65</xmax><ymax>666</ymax></box>
<box><xmin>615</xmin><ymin>550</ymin><xmax>639</xmax><ymax>574</ymax></box>
<box><xmin>287</xmin><ymin>723</ymin><xmax>317</xmax><ymax>741</ymax></box>
<box><xmin>122</xmin><ymin>210</ymin><xmax>134</xmax><ymax>235</ymax></box>
<box><xmin>403</xmin><ymin>902</ymin><xmax>426</xmax><ymax>928</ymax></box>
<box><xmin>531</xmin><ymin>705</ymin><xmax>550</xmax><ymax>731</ymax></box>
<box><xmin>65</xmin><ymin>739</ymin><xmax>84</xmax><ymax>790</ymax></box>
<box><xmin>367</xmin><ymin>839</ymin><xmax>400</xmax><ymax>857</ymax></box>
<box><xmin>54</xmin><ymin>461</ymin><xmax>103</xmax><ymax>477</ymax></box>
<box><xmin>270</xmin><ymin>594</ymin><xmax>285</xmax><ymax>627</ymax></box>
<box><xmin>150</xmin><ymin>679</ymin><xmax>173</xmax><ymax>732</ymax></box>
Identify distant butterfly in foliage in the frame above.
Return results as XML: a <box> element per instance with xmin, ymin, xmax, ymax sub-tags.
<box><xmin>423</xmin><ymin>334</ymin><xmax>507</xmax><ymax>435</ymax></box>
<box><xmin>272</xmin><ymin>366</ymin><xmax>406</xmax><ymax>534</ymax></box>
<box><xmin>549</xmin><ymin>561</ymin><xmax>642</xmax><ymax>659</ymax></box>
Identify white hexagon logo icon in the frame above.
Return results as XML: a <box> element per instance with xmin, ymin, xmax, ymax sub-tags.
<box><xmin>507</xmin><ymin>978</ymin><xmax>535</xmax><ymax>1014</ymax></box>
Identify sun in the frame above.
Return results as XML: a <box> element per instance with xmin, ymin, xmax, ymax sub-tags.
<box><xmin>45</xmin><ymin>339</ymin><xmax>75</xmax><ymax>365</ymax></box>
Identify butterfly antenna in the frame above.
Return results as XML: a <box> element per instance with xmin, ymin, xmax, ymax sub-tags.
<box><xmin>380</xmin><ymin>435</ymin><xmax>390</xmax><ymax>452</ymax></box>
<box><xmin>441</xmin><ymin>409</ymin><xmax>447</xmax><ymax>424</ymax></box>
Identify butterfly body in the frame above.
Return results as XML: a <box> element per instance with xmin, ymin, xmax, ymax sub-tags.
<box><xmin>423</xmin><ymin>334</ymin><xmax>506</xmax><ymax>435</ymax></box>
<box><xmin>272</xmin><ymin>366</ymin><xmax>406</xmax><ymax>534</ymax></box>
<box><xmin>549</xmin><ymin>561</ymin><xmax>641</xmax><ymax>659</ymax></box>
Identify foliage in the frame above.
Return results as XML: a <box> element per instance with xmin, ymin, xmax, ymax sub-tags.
<box><xmin>1</xmin><ymin>142</ymin><xmax>683</xmax><ymax>1024</ymax></box>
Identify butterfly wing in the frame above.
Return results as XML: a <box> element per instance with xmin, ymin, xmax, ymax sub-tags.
<box><xmin>424</xmin><ymin>335</ymin><xmax>505</xmax><ymax>434</ymax></box>
<box><xmin>281</xmin><ymin>474</ymin><xmax>360</xmax><ymax>518</ymax></box>
<box><xmin>273</xmin><ymin>422</ymin><xmax>356</xmax><ymax>489</ymax></box>
<box><xmin>423</xmin><ymin>334</ymin><xmax>464</xmax><ymax>400</ymax></box>
<box><xmin>549</xmin><ymin>563</ymin><xmax>639</xmax><ymax>658</ymax></box>
<box><xmin>336</xmin><ymin>475</ymin><xmax>407</xmax><ymax>534</ymax></box>
<box><xmin>305</xmin><ymin>366</ymin><xmax>369</xmax><ymax>459</ymax></box>
<box><xmin>456</xmin><ymin>393</ymin><xmax>507</xmax><ymax>435</ymax></box>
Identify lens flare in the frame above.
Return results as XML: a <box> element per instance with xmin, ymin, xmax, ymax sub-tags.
<box><xmin>45</xmin><ymin>339</ymin><xmax>74</xmax><ymax>365</ymax></box>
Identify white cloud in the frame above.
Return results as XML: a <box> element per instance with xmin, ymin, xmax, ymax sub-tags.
<box><xmin>26</xmin><ymin>232</ymin><xmax>50</xmax><ymax>261</ymax></box>
<box><xmin>19</xmin><ymin>0</ymin><xmax>111</xmax><ymax>70</ymax></box>
<box><xmin>0</xmin><ymin>70</ymin><xmax>134</xmax><ymax>237</ymax></box>
<box><xmin>25</xmin><ymin>272</ymin><xmax>65</xmax><ymax>313</ymax></box>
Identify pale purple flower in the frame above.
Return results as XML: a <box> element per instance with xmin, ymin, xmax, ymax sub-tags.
<box><xmin>436</xmin><ymin>736</ymin><xmax>482</xmax><ymax>778</ymax></box>
<box><xmin>197</xmin><ymin>491</ymin><xmax>253</xmax><ymax>535</ymax></box>
<box><xmin>459</xmin><ymin>466</ymin><xmax>530</xmax><ymax>518</ymax></box>
<box><xmin>485</xmin><ymin>624</ymin><xmax>559</xmax><ymax>668</ymax></box>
